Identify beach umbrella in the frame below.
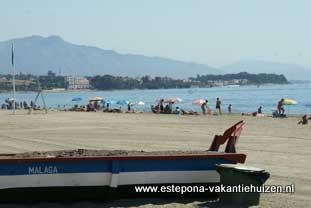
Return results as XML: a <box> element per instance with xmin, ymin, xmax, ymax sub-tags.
<box><xmin>89</xmin><ymin>96</ymin><xmax>103</xmax><ymax>101</ymax></box>
<box><xmin>284</xmin><ymin>98</ymin><xmax>298</xmax><ymax>105</ymax></box>
<box><xmin>192</xmin><ymin>99</ymin><xmax>206</xmax><ymax>105</ymax></box>
<box><xmin>283</xmin><ymin>98</ymin><xmax>298</xmax><ymax>115</ymax></box>
<box><xmin>116</xmin><ymin>100</ymin><xmax>130</xmax><ymax>105</ymax></box>
<box><xmin>72</xmin><ymin>97</ymin><xmax>82</xmax><ymax>102</ymax></box>
<box><xmin>165</xmin><ymin>97</ymin><xmax>182</xmax><ymax>103</ymax></box>
<box><xmin>132</xmin><ymin>101</ymin><xmax>145</xmax><ymax>106</ymax></box>
<box><xmin>136</xmin><ymin>101</ymin><xmax>145</xmax><ymax>105</ymax></box>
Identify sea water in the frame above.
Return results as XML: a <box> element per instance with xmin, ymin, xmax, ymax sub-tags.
<box><xmin>1</xmin><ymin>83</ymin><xmax>310</xmax><ymax>115</ymax></box>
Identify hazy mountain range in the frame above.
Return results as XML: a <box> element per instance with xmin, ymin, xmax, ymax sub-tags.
<box><xmin>0</xmin><ymin>35</ymin><xmax>219</xmax><ymax>78</ymax></box>
<box><xmin>0</xmin><ymin>35</ymin><xmax>310</xmax><ymax>80</ymax></box>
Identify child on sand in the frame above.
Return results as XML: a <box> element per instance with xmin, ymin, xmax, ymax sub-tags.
<box><xmin>175</xmin><ymin>107</ymin><xmax>181</xmax><ymax>115</ymax></box>
<box><xmin>298</xmin><ymin>114</ymin><xmax>311</xmax><ymax>125</ymax></box>
<box><xmin>228</xmin><ymin>104</ymin><xmax>232</xmax><ymax>113</ymax></box>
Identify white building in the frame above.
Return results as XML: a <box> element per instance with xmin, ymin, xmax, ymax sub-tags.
<box><xmin>65</xmin><ymin>76</ymin><xmax>90</xmax><ymax>90</ymax></box>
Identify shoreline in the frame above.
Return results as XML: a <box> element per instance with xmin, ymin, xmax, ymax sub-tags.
<box><xmin>1</xmin><ymin>109</ymin><xmax>307</xmax><ymax>117</ymax></box>
<box><xmin>0</xmin><ymin>83</ymin><xmax>294</xmax><ymax>94</ymax></box>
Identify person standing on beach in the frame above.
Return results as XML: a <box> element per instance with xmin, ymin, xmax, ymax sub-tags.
<box><xmin>106</xmin><ymin>103</ymin><xmax>110</xmax><ymax>111</ymax></box>
<box><xmin>168</xmin><ymin>101</ymin><xmax>173</xmax><ymax>112</ymax></box>
<box><xmin>278</xmin><ymin>98</ymin><xmax>285</xmax><ymax>114</ymax></box>
<box><xmin>23</xmin><ymin>101</ymin><xmax>28</xmax><ymax>109</ymax></box>
<box><xmin>228</xmin><ymin>104</ymin><xmax>232</xmax><ymax>113</ymax></box>
<box><xmin>201</xmin><ymin>100</ymin><xmax>208</xmax><ymax>115</ymax></box>
<box><xmin>30</xmin><ymin>100</ymin><xmax>34</xmax><ymax>108</ymax></box>
<box><xmin>216</xmin><ymin>98</ymin><xmax>222</xmax><ymax>114</ymax></box>
<box><xmin>159</xmin><ymin>99</ymin><xmax>164</xmax><ymax>113</ymax></box>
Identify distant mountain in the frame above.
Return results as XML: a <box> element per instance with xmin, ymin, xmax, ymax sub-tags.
<box><xmin>221</xmin><ymin>61</ymin><xmax>311</xmax><ymax>81</ymax></box>
<box><xmin>0</xmin><ymin>35</ymin><xmax>219</xmax><ymax>78</ymax></box>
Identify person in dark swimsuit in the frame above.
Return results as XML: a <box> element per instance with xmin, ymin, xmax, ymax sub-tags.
<box><xmin>228</xmin><ymin>104</ymin><xmax>232</xmax><ymax>113</ymax></box>
<box><xmin>159</xmin><ymin>99</ymin><xmax>164</xmax><ymax>113</ymax></box>
<box><xmin>278</xmin><ymin>98</ymin><xmax>285</xmax><ymax>114</ymax></box>
<box><xmin>257</xmin><ymin>106</ymin><xmax>262</xmax><ymax>114</ymax></box>
<box><xmin>216</xmin><ymin>98</ymin><xmax>222</xmax><ymax>114</ymax></box>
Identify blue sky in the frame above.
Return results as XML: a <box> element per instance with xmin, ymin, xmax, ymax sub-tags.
<box><xmin>1</xmin><ymin>0</ymin><xmax>310</xmax><ymax>68</ymax></box>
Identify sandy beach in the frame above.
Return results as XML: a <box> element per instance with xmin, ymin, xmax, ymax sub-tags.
<box><xmin>0</xmin><ymin>110</ymin><xmax>310</xmax><ymax>207</ymax></box>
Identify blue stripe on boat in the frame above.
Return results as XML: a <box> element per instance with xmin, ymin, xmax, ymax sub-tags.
<box><xmin>0</xmin><ymin>158</ymin><xmax>234</xmax><ymax>176</ymax></box>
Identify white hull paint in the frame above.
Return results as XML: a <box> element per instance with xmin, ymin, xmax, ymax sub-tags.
<box><xmin>0</xmin><ymin>170</ymin><xmax>219</xmax><ymax>190</ymax></box>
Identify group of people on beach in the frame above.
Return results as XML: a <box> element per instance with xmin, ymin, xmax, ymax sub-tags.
<box><xmin>239</xmin><ymin>98</ymin><xmax>289</xmax><ymax>118</ymax></box>
<box><xmin>200</xmin><ymin>98</ymin><xmax>222</xmax><ymax>115</ymax></box>
<box><xmin>1</xmin><ymin>99</ymin><xmax>40</xmax><ymax>110</ymax></box>
<box><xmin>70</xmin><ymin>100</ymin><xmax>124</xmax><ymax>113</ymax></box>
<box><xmin>151</xmin><ymin>99</ymin><xmax>174</xmax><ymax>114</ymax></box>
<box><xmin>150</xmin><ymin>97</ymin><xmax>224</xmax><ymax>116</ymax></box>
<box><xmin>70</xmin><ymin>97</ymin><xmax>305</xmax><ymax>121</ymax></box>
<box><xmin>1</xmin><ymin>97</ymin><xmax>310</xmax><ymax>125</ymax></box>
<box><xmin>198</xmin><ymin>97</ymin><xmax>265</xmax><ymax>117</ymax></box>
<box><xmin>151</xmin><ymin>99</ymin><xmax>198</xmax><ymax>115</ymax></box>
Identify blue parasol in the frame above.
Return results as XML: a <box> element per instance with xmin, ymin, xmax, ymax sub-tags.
<box><xmin>72</xmin><ymin>97</ymin><xmax>82</xmax><ymax>102</ymax></box>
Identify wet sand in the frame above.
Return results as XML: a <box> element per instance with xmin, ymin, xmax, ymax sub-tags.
<box><xmin>0</xmin><ymin>110</ymin><xmax>310</xmax><ymax>207</ymax></box>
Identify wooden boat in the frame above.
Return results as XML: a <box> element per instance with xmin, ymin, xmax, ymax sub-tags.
<box><xmin>0</xmin><ymin>121</ymin><xmax>246</xmax><ymax>202</ymax></box>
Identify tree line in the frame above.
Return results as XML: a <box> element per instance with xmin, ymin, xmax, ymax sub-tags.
<box><xmin>89</xmin><ymin>75</ymin><xmax>192</xmax><ymax>90</ymax></box>
<box><xmin>0</xmin><ymin>71</ymin><xmax>289</xmax><ymax>92</ymax></box>
<box><xmin>192</xmin><ymin>72</ymin><xmax>289</xmax><ymax>85</ymax></box>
